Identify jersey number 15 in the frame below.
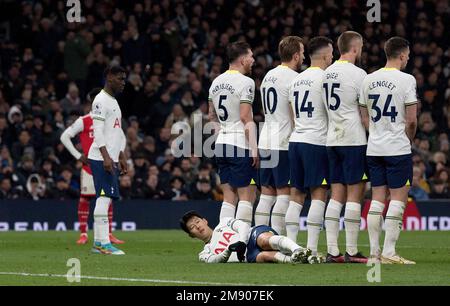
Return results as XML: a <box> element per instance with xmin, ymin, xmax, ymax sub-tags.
<box><xmin>323</xmin><ymin>83</ymin><xmax>341</xmax><ymax>111</ymax></box>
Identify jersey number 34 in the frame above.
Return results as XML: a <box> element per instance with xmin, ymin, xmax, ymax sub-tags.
<box><xmin>369</xmin><ymin>94</ymin><xmax>398</xmax><ymax>123</ymax></box>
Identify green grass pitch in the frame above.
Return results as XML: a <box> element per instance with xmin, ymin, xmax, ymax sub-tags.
<box><xmin>0</xmin><ymin>230</ymin><xmax>449</xmax><ymax>286</ymax></box>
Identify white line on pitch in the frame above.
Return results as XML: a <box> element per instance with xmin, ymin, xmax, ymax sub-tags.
<box><xmin>0</xmin><ymin>272</ymin><xmax>280</xmax><ymax>286</ymax></box>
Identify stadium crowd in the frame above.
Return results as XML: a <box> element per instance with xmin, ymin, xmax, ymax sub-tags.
<box><xmin>0</xmin><ymin>0</ymin><xmax>449</xmax><ymax>201</ymax></box>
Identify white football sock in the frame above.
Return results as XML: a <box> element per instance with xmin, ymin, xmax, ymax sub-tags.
<box><xmin>94</xmin><ymin>196</ymin><xmax>111</xmax><ymax>244</ymax></box>
<box><xmin>367</xmin><ymin>200</ymin><xmax>385</xmax><ymax>256</ymax></box>
<box><xmin>344</xmin><ymin>202</ymin><xmax>362</xmax><ymax>256</ymax></box>
<box><xmin>269</xmin><ymin>235</ymin><xmax>300</xmax><ymax>254</ymax></box>
<box><xmin>219</xmin><ymin>202</ymin><xmax>235</xmax><ymax>220</ymax></box>
<box><xmin>307</xmin><ymin>199</ymin><xmax>326</xmax><ymax>255</ymax></box>
<box><xmin>325</xmin><ymin>199</ymin><xmax>343</xmax><ymax>256</ymax></box>
<box><xmin>254</xmin><ymin>194</ymin><xmax>276</xmax><ymax>226</ymax></box>
<box><xmin>271</xmin><ymin>195</ymin><xmax>290</xmax><ymax>235</ymax></box>
<box><xmin>274</xmin><ymin>252</ymin><xmax>292</xmax><ymax>263</ymax></box>
<box><xmin>235</xmin><ymin>201</ymin><xmax>253</xmax><ymax>225</ymax></box>
<box><xmin>285</xmin><ymin>201</ymin><xmax>303</xmax><ymax>242</ymax></box>
<box><xmin>382</xmin><ymin>200</ymin><xmax>405</xmax><ymax>258</ymax></box>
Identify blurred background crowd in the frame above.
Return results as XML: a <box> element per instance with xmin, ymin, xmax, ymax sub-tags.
<box><xmin>0</xmin><ymin>0</ymin><xmax>448</xmax><ymax>201</ymax></box>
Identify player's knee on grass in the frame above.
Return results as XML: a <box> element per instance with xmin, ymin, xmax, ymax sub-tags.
<box><xmin>256</xmin><ymin>232</ymin><xmax>275</xmax><ymax>251</ymax></box>
<box><xmin>256</xmin><ymin>251</ymin><xmax>278</xmax><ymax>263</ymax></box>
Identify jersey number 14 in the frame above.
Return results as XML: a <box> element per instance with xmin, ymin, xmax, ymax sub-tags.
<box><xmin>293</xmin><ymin>90</ymin><xmax>314</xmax><ymax>118</ymax></box>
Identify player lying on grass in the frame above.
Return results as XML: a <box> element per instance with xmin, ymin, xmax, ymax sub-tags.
<box><xmin>180</xmin><ymin>211</ymin><xmax>324</xmax><ymax>264</ymax></box>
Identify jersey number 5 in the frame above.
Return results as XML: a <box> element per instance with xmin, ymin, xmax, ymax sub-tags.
<box><xmin>218</xmin><ymin>95</ymin><xmax>228</xmax><ymax>121</ymax></box>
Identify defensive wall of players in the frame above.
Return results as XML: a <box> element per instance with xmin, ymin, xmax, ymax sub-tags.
<box><xmin>0</xmin><ymin>200</ymin><xmax>449</xmax><ymax>231</ymax></box>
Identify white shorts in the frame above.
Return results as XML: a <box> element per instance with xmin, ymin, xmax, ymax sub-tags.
<box><xmin>80</xmin><ymin>168</ymin><xmax>96</xmax><ymax>196</ymax></box>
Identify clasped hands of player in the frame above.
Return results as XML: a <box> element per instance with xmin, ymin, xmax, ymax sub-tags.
<box><xmin>99</xmin><ymin>153</ymin><xmax>128</xmax><ymax>175</ymax></box>
<box><xmin>79</xmin><ymin>153</ymin><xmax>127</xmax><ymax>176</ymax></box>
<box><xmin>78</xmin><ymin>153</ymin><xmax>89</xmax><ymax>165</ymax></box>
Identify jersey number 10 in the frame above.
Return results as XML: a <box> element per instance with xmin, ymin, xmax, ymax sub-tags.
<box><xmin>261</xmin><ymin>87</ymin><xmax>278</xmax><ymax>114</ymax></box>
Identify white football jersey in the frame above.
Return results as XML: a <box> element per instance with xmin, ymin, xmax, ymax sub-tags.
<box><xmin>199</xmin><ymin>218</ymin><xmax>250</xmax><ymax>263</ymax></box>
<box><xmin>323</xmin><ymin>60</ymin><xmax>367</xmax><ymax>146</ymax></box>
<box><xmin>289</xmin><ymin>67</ymin><xmax>328</xmax><ymax>145</ymax></box>
<box><xmin>258</xmin><ymin>65</ymin><xmax>298</xmax><ymax>150</ymax></box>
<box><xmin>88</xmin><ymin>89</ymin><xmax>126</xmax><ymax>162</ymax></box>
<box><xmin>209</xmin><ymin>70</ymin><xmax>255</xmax><ymax>150</ymax></box>
<box><xmin>359</xmin><ymin>68</ymin><xmax>418</xmax><ymax>156</ymax></box>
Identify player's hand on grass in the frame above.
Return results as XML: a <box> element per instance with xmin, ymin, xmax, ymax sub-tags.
<box><xmin>78</xmin><ymin>154</ymin><xmax>89</xmax><ymax>165</ymax></box>
<box><xmin>228</xmin><ymin>241</ymin><xmax>246</xmax><ymax>262</ymax></box>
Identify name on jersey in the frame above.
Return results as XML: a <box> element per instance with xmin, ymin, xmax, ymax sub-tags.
<box><xmin>263</xmin><ymin>76</ymin><xmax>277</xmax><ymax>84</ymax></box>
<box><xmin>326</xmin><ymin>72</ymin><xmax>338</xmax><ymax>80</ymax></box>
<box><xmin>368</xmin><ymin>80</ymin><xmax>397</xmax><ymax>91</ymax></box>
<box><xmin>212</xmin><ymin>83</ymin><xmax>235</xmax><ymax>95</ymax></box>
<box><xmin>292</xmin><ymin>79</ymin><xmax>314</xmax><ymax>88</ymax></box>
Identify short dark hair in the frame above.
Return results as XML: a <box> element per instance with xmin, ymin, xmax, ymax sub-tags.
<box><xmin>179</xmin><ymin>210</ymin><xmax>204</xmax><ymax>234</ymax></box>
<box><xmin>278</xmin><ymin>36</ymin><xmax>303</xmax><ymax>62</ymax></box>
<box><xmin>337</xmin><ymin>31</ymin><xmax>362</xmax><ymax>54</ymax></box>
<box><xmin>384</xmin><ymin>37</ymin><xmax>410</xmax><ymax>59</ymax></box>
<box><xmin>103</xmin><ymin>65</ymin><xmax>126</xmax><ymax>78</ymax></box>
<box><xmin>227</xmin><ymin>41</ymin><xmax>251</xmax><ymax>64</ymax></box>
<box><xmin>308</xmin><ymin>36</ymin><xmax>333</xmax><ymax>57</ymax></box>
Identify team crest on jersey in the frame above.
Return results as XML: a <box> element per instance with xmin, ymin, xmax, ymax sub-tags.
<box><xmin>244</xmin><ymin>85</ymin><xmax>254</xmax><ymax>101</ymax></box>
<box><xmin>93</xmin><ymin>104</ymin><xmax>101</xmax><ymax>115</ymax></box>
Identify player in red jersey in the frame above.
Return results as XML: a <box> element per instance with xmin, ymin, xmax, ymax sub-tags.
<box><xmin>60</xmin><ymin>88</ymin><xmax>124</xmax><ymax>245</ymax></box>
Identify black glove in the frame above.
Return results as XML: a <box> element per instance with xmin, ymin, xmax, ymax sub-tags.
<box><xmin>228</xmin><ymin>241</ymin><xmax>246</xmax><ymax>262</ymax></box>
